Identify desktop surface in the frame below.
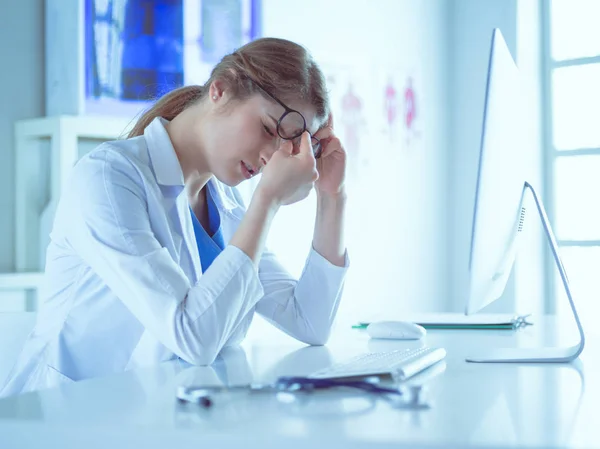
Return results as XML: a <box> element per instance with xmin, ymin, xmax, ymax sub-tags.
<box><xmin>0</xmin><ymin>315</ymin><xmax>597</xmax><ymax>449</ymax></box>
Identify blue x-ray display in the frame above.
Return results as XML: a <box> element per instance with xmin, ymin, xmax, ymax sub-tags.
<box><xmin>85</xmin><ymin>0</ymin><xmax>261</xmax><ymax>116</ymax></box>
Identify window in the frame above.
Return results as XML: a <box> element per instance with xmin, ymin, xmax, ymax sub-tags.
<box><xmin>543</xmin><ymin>0</ymin><xmax>600</xmax><ymax>320</ymax></box>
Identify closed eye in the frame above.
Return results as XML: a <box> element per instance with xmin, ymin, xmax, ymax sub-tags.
<box><xmin>263</xmin><ymin>123</ymin><xmax>276</xmax><ymax>138</ymax></box>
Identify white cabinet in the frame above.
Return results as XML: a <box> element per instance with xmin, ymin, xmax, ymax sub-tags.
<box><xmin>1</xmin><ymin>115</ymin><xmax>131</xmax><ymax>311</ymax></box>
<box><xmin>0</xmin><ymin>273</ymin><xmax>44</xmax><ymax>312</ymax></box>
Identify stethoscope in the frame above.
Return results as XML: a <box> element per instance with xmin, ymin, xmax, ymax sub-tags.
<box><xmin>176</xmin><ymin>375</ymin><xmax>429</xmax><ymax>410</ymax></box>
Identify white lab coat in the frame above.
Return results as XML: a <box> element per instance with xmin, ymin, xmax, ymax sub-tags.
<box><xmin>1</xmin><ymin>117</ymin><xmax>348</xmax><ymax>397</ymax></box>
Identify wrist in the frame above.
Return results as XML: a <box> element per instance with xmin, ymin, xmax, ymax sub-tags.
<box><xmin>252</xmin><ymin>185</ymin><xmax>282</xmax><ymax>212</ymax></box>
<box><xmin>316</xmin><ymin>188</ymin><xmax>347</xmax><ymax>203</ymax></box>
<box><xmin>316</xmin><ymin>189</ymin><xmax>347</xmax><ymax>220</ymax></box>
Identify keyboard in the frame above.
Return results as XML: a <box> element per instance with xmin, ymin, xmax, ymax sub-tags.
<box><xmin>308</xmin><ymin>347</ymin><xmax>447</xmax><ymax>381</ymax></box>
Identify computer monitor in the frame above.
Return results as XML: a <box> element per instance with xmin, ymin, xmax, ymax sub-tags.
<box><xmin>465</xmin><ymin>28</ymin><xmax>584</xmax><ymax>363</ymax></box>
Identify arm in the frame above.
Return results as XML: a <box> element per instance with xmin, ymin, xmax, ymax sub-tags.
<box><xmin>255</xmin><ymin>118</ymin><xmax>350</xmax><ymax>345</ymax></box>
<box><xmin>229</xmin><ymin>188</ymin><xmax>279</xmax><ymax>265</ymax></box>
<box><xmin>253</xmin><ymin>192</ymin><xmax>349</xmax><ymax>346</ymax></box>
<box><xmin>312</xmin><ymin>190</ymin><xmax>347</xmax><ymax>267</ymax></box>
<box><xmin>230</xmin><ymin>134</ymin><xmax>317</xmax><ymax>265</ymax></box>
<box><xmin>69</xmin><ymin>149</ymin><xmax>268</xmax><ymax>366</ymax></box>
<box><xmin>254</xmin><ymin>245</ymin><xmax>348</xmax><ymax>346</ymax></box>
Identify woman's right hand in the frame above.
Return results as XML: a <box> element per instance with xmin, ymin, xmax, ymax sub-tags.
<box><xmin>230</xmin><ymin>133</ymin><xmax>318</xmax><ymax>264</ymax></box>
<box><xmin>255</xmin><ymin>132</ymin><xmax>319</xmax><ymax>206</ymax></box>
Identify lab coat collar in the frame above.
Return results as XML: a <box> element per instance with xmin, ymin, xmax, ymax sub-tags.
<box><xmin>145</xmin><ymin>116</ymin><xmax>238</xmax><ymax>212</ymax></box>
<box><xmin>207</xmin><ymin>179</ymin><xmax>239</xmax><ymax>212</ymax></box>
<box><xmin>144</xmin><ymin>117</ymin><xmax>185</xmax><ymax>187</ymax></box>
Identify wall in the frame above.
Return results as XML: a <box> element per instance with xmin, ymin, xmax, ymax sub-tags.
<box><xmin>0</xmin><ymin>1</ymin><xmax>546</xmax><ymax>321</ymax></box>
<box><xmin>261</xmin><ymin>0</ymin><xmax>451</xmax><ymax>324</ymax></box>
<box><xmin>0</xmin><ymin>1</ymin><xmax>452</xmax><ymax>322</ymax></box>
<box><xmin>0</xmin><ymin>0</ymin><xmax>45</xmax><ymax>272</ymax></box>
<box><xmin>514</xmin><ymin>0</ymin><xmax>545</xmax><ymax>317</ymax></box>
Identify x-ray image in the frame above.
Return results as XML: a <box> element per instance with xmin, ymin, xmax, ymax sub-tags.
<box><xmin>85</xmin><ymin>0</ymin><xmax>261</xmax><ymax>116</ymax></box>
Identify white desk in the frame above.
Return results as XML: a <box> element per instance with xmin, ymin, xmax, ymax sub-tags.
<box><xmin>0</xmin><ymin>316</ymin><xmax>597</xmax><ymax>449</ymax></box>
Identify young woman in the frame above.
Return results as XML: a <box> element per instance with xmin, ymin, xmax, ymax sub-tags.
<box><xmin>1</xmin><ymin>38</ymin><xmax>348</xmax><ymax>396</ymax></box>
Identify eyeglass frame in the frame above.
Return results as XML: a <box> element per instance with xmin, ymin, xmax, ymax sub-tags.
<box><xmin>246</xmin><ymin>78</ymin><xmax>323</xmax><ymax>159</ymax></box>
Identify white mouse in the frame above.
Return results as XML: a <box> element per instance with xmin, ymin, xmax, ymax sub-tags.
<box><xmin>366</xmin><ymin>321</ymin><xmax>426</xmax><ymax>340</ymax></box>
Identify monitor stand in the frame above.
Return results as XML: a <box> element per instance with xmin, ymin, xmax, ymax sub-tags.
<box><xmin>466</xmin><ymin>182</ymin><xmax>585</xmax><ymax>363</ymax></box>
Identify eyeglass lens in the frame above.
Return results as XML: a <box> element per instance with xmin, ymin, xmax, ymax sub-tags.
<box><xmin>280</xmin><ymin>112</ymin><xmax>322</xmax><ymax>158</ymax></box>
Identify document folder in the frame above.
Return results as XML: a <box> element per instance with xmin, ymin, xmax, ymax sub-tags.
<box><xmin>353</xmin><ymin>313</ymin><xmax>533</xmax><ymax>330</ymax></box>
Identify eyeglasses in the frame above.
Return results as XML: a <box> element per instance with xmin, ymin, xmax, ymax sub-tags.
<box><xmin>248</xmin><ymin>79</ymin><xmax>322</xmax><ymax>159</ymax></box>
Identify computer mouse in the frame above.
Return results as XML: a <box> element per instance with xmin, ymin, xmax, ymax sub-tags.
<box><xmin>366</xmin><ymin>321</ymin><xmax>426</xmax><ymax>340</ymax></box>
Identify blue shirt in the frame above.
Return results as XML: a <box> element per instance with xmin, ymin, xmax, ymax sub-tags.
<box><xmin>190</xmin><ymin>188</ymin><xmax>225</xmax><ymax>272</ymax></box>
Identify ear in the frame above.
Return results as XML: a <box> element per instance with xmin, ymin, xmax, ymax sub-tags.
<box><xmin>209</xmin><ymin>80</ymin><xmax>227</xmax><ymax>102</ymax></box>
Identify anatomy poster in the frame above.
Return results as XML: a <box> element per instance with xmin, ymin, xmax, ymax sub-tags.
<box><xmin>377</xmin><ymin>67</ymin><xmax>423</xmax><ymax>150</ymax></box>
<box><xmin>402</xmin><ymin>73</ymin><xmax>422</xmax><ymax>148</ymax></box>
<box><xmin>322</xmin><ymin>65</ymin><xmax>379</xmax><ymax>188</ymax></box>
<box><xmin>382</xmin><ymin>73</ymin><xmax>401</xmax><ymax>143</ymax></box>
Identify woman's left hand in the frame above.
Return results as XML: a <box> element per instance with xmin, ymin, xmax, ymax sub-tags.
<box><xmin>314</xmin><ymin>114</ymin><xmax>347</xmax><ymax>196</ymax></box>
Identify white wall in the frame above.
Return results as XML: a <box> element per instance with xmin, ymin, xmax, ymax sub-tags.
<box><xmin>0</xmin><ymin>0</ymin><xmax>45</xmax><ymax>272</ymax></box>
<box><xmin>262</xmin><ymin>0</ymin><xmax>451</xmax><ymax>324</ymax></box>
<box><xmin>515</xmin><ymin>0</ymin><xmax>545</xmax><ymax>317</ymax></box>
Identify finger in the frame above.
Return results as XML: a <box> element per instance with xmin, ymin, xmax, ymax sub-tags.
<box><xmin>314</xmin><ymin>125</ymin><xmax>333</xmax><ymax>141</ymax></box>
<box><xmin>298</xmin><ymin>131</ymin><xmax>314</xmax><ymax>158</ymax></box>
<box><xmin>315</xmin><ymin>114</ymin><xmax>335</xmax><ymax>140</ymax></box>
<box><xmin>278</xmin><ymin>139</ymin><xmax>294</xmax><ymax>156</ymax></box>
<box><xmin>326</xmin><ymin>112</ymin><xmax>334</xmax><ymax>129</ymax></box>
<box><xmin>320</xmin><ymin>137</ymin><xmax>342</xmax><ymax>159</ymax></box>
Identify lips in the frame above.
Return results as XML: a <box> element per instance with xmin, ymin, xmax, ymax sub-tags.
<box><xmin>241</xmin><ymin>161</ymin><xmax>256</xmax><ymax>179</ymax></box>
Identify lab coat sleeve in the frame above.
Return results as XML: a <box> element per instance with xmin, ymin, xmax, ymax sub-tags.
<box><xmin>67</xmin><ymin>148</ymin><xmax>264</xmax><ymax>366</ymax></box>
<box><xmin>254</xmin><ymin>240</ymin><xmax>349</xmax><ymax>345</ymax></box>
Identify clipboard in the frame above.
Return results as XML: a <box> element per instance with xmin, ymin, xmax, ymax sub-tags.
<box><xmin>353</xmin><ymin>313</ymin><xmax>533</xmax><ymax>330</ymax></box>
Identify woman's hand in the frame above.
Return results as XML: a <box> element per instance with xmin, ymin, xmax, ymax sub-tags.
<box><xmin>232</xmin><ymin>134</ymin><xmax>317</xmax><ymax>264</ymax></box>
<box><xmin>315</xmin><ymin>114</ymin><xmax>347</xmax><ymax>197</ymax></box>
<box><xmin>255</xmin><ymin>133</ymin><xmax>319</xmax><ymax>207</ymax></box>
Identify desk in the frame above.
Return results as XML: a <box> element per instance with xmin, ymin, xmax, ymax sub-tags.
<box><xmin>0</xmin><ymin>316</ymin><xmax>597</xmax><ymax>449</ymax></box>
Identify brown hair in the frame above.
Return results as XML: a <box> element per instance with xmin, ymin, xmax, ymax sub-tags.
<box><xmin>128</xmin><ymin>37</ymin><xmax>329</xmax><ymax>138</ymax></box>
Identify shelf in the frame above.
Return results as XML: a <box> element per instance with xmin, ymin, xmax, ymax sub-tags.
<box><xmin>0</xmin><ymin>272</ymin><xmax>44</xmax><ymax>290</ymax></box>
<box><xmin>14</xmin><ymin>114</ymin><xmax>132</xmax><ymax>272</ymax></box>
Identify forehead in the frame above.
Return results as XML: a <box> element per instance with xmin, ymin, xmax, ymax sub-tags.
<box><xmin>250</xmin><ymin>93</ymin><xmax>321</xmax><ymax>134</ymax></box>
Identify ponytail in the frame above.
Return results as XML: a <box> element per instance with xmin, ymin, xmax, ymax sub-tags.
<box><xmin>127</xmin><ymin>85</ymin><xmax>204</xmax><ymax>138</ymax></box>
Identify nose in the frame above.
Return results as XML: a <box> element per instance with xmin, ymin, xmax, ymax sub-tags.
<box><xmin>259</xmin><ymin>139</ymin><xmax>289</xmax><ymax>166</ymax></box>
<box><xmin>258</xmin><ymin>145</ymin><xmax>275</xmax><ymax>167</ymax></box>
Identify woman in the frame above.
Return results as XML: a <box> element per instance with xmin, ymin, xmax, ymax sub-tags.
<box><xmin>1</xmin><ymin>38</ymin><xmax>348</xmax><ymax>396</ymax></box>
